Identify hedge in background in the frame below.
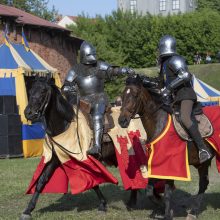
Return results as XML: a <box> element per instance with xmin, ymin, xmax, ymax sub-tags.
<box><xmin>69</xmin><ymin>9</ymin><xmax>220</xmax><ymax>68</ymax></box>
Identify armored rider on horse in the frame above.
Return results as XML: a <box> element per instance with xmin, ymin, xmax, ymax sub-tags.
<box><xmin>62</xmin><ymin>41</ymin><xmax>134</xmax><ymax>157</ymax></box>
<box><xmin>142</xmin><ymin>35</ymin><xmax>212</xmax><ymax>164</ymax></box>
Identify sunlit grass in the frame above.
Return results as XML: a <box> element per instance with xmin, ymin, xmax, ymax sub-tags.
<box><xmin>0</xmin><ymin>157</ymin><xmax>220</xmax><ymax>219</ymax></box>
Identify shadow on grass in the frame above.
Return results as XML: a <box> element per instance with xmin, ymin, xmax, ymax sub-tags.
<box><xmin>38</xmin><ymin>184</ymin><xmax>129</xmax><ymax>213</ymax></box>
<box><xmin>38</xmin><ymin>184</ymin><xmax>161</xmax><ymax>214</ymax></box>
<box><xmin>37</xmin><ymin>186</ymin><xmax>220</xmax><ymax>217</ymax></box>
<box><xmin>171</xmin><ymin>189</ymin><xmax>220</xmax><ymax>218</ymax></box>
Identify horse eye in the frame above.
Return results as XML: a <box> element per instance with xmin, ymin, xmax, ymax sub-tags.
<box><xmin>133</xmin><ymin>92</ymin><xmax>138</xmax><ymax>97</ymax></box>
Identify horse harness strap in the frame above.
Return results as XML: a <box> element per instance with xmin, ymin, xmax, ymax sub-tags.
<box><xmin>47</xmin><ymin>135</ymin><xmax>82</xmax><ymax>155</ymax></box>
<box><xmin>38</xmin><ymin>88</ymin><xmax>52</xmax><ymax>118</ymax></box>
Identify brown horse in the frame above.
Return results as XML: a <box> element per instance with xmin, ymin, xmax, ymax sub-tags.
<box><xmin>118</xmin><ymin>75</ymin><xmax>215</xmax><ymax>220</ymax></box>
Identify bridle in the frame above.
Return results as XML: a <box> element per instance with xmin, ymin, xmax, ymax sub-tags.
<box><xmin>121</xmin><ymin>85</ymin><xmax>143</xmax><ymax>119</ymax></box>
<box><xmin>31</xmin><ymin>83</ymin><xmax>83</xmax><ymax>157</ymax></box>
<box><xmin>37</xmin><ymin>87</ymin><xmax>52</xmax><ymax>120</ymax></box>
<box><xmin>121</xmin><ymin>84</ymin><xmax>163</xmax><ymax>120</ymax></box>
<box><xmin>29</xmin><ymin>84</ymin><xmax>52</xmax><ymax>122</ymax></box>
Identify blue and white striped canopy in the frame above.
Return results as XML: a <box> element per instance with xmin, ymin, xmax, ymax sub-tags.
<box><xmin>0</xmin><ymin>42</ymin><xmax>57</xmax><ymax>72</ymax></box>
<box><xmin>192</xmin><ymin>75</ymin><xmax>220</xmax><ymax>106</ymax></box>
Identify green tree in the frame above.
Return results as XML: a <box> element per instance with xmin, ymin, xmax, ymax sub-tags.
<box><xmin>0</xmin><ymin>0</ymin><xmax>58</xmax><ymax>21</ymax></box>
<box><xmin>69</xmin><ymin>9</ymin><xmax>220</xmax><ymax>67</ymax></box>
<box><xmin>197</xmin><ymin>0</ymin><xmax>220</xmax><ymax>12</ymax></box>
<box><xmin>27</xmin><ymin>0</ymin><xmax>59</xmax><ymax>22</ymax></box>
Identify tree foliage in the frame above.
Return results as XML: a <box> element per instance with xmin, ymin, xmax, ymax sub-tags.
<box><xmin>197</xmin><ymin>0</ymin><xmax>220</xmax><ymax>12</ymax></box>
<box><xmin>69</xmin><ymin>9</ymin><xmax>220</xmax><ymax>68</ymax></box>
<box><xmin>0</xmin><ymin>0</ymin><xmax>58</xmax><ymax>21</ymax></box>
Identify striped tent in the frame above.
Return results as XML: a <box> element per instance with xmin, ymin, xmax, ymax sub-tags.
<box><xmin>0</xmin><ymin>37</ymin><xmax>61</xmax><ymax>158</ymax></box>
<box><xmin>192</xmin><ymin>75</ymin><xmax>220</xmax><ymax>106</ymax></box>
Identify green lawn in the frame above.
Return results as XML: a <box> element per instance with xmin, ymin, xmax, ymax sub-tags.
<box><xmin>0</xmin><ymin>157</ymin><xmax>220</xmax><ymax>220</ymax></box>
<box><xmin>0</xmin><ymin>63</ymin><xmax>220</xmax><ymax>219</ymax></box>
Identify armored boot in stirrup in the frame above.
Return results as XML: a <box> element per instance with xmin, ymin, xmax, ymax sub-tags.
<box><xmin>188</xmin><ymin>123</ymin><xmax>212</xmax><ymax>163</ymax></box>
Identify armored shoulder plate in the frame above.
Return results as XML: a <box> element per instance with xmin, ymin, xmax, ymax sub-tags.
<box><xmin>98</xmin><ymin>61</ymin><xmax>111</xmax><ymax>71</ymax></box>
<box><xmin>168</xmin><ymin>55</ymin><xmax>189</xmax><ymax>74</ymax></box>
<box><xmin>66</xmin><ymin>68</ymin><xmax>77</xmax><ymax>82</ymax></box>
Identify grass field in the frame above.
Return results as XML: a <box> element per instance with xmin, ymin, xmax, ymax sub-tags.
<box><xmin>0</xmin><ymin>63</ymin><xmax>220</xmax><ymax>220</ymax></box>
<box><xmin>0</xmin><ymin>157</ymin><xmax>220</xmax><ymax>220</ymax></box>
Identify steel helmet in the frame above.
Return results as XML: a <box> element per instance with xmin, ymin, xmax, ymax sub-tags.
<box><xmin>158</xmin><ymin>35</ymin><xmax>177</xmax><ymax>57</ymax></box>
<box><xmin>80</xmin><ymin>41</ymin><xmax>97</xmax><ymax>64</ymax></box>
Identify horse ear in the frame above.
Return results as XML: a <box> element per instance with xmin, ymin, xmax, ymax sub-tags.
<box><xmin>126</xmin><ymin>73</ymin><xmax>142</xmax><ymax>85</ymax></box>
<box><xmin>45</xmin><ymin>72</ymin><xmax>55</xmax><ymax>85</ymax></box>
<box><xmin>34</xmin><ymin>74</ymin><xmax>40</xmax><ymax>82</ymax></box>
<box><xmin>136</xmin><ymin>74</ymin><xmax>141</xmax><ymax>81</ymax></box>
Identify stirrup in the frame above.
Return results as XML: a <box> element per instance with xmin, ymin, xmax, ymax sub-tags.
<box><xmin>199</xmin><ymin>149</ymin><xmax>211</xmax><ymax>163</ymax></box>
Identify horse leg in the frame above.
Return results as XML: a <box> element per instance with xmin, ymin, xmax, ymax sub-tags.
<box><xmin>93</xmin><ymin>185</ymin><xmax>107</xmax><ymax>212</ymax></box>
<box><xmin>20</xmin><ymin>155</ymin><xmax>60</xmax><ymax>220</ymax></box>
<box><xmin>187</xmin><ymin>162</ymin><xmax>210</xmax><ymax>220</ymax></box>
<box><xmin>163</xmin><ymin>180</ymin><xmax>174</xmax><ymax>220</ymax></box>
<box><xmin>126</xmin><ymin>189</ymin><xmax>138</xmax><ymax>209</ymax></box>
<box><xmin>146</xmin><ymin>179</ymin><xmax>163</xmax><ymax>206</ymax></box>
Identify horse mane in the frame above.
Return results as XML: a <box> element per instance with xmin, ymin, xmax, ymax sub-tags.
<box><xmin>51</xmin><ymin>84</ymin><xmax>75</xmax><ymax>122</ymax></box>
<box><xmin>126</xmin><ymin>74</ymin><xmax>162</xmax><ymax>104</ymax></box>
<box><xmin>126</xmin><ymin>74</ymin><xmax>143</xmax><ymax>86</ymax></box>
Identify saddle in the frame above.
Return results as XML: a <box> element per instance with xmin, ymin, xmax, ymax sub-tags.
<box><xmin>79</xmin><ymin>99</ymin><xmax>115</xmax><ymax>134</ymax></box>
<box><xmin>172</xmin><ymin>109</ymin><xmax>213</xmax><ymax>141</ymax></box>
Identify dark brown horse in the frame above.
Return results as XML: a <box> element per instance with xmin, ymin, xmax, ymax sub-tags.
<box><xmin>20</xmin><ymin>78</ymin><xmax>138</xmax><ymax>220</ymax></box>
<box><xmin>118</xmin><ymin>75</ymin><xmax>215</xmax><ymax>220</ymax></box>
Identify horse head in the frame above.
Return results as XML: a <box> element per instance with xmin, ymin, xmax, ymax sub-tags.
<box><xmin>24</xmin><ymin>77</ymin><xmax>74</xmax><ymax>127</ymax></box>
<box><xmin>119</xmin><ymin>74</ymin><xmax>164</xmax><ymax>140</ymax></box>
<box><xmin>118</xmin><ymin>75</ymin><xmax>149</xmax><ymax>128</ymax></box>
<box><xmin>24</xmin><ymin>78</ymin><xmax>53</xmax><ymax>122</ymax></box>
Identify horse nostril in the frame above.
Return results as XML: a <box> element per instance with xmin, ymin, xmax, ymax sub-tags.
<box><xmin>118</xmin><ymin>116</ymin><xmax>123</xmax><ymax>125</ymax></box>
<box><xmin>24</xmin><ymin>107</ymin><xmax>32</xmax><ymax>119</ymax></box>
<box><xmin>118</xmin><ymin>116</ymin><xmax>128</xmax><ymax>128</ymax></box>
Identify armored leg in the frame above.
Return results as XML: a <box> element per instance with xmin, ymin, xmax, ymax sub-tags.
<box><xmin>180</xmin><ymin>100</ymin><xmax>212</xmax><ymax>164</ymax></box>
<box><xmin>188</xmin><ymin>123</ymin><xmax>212</xmax><ymax>163</ymax></box>
<box><xmin>87</xmin><ymin>103</ymin><xmax>105</xmax><ymax>157</ymax></box>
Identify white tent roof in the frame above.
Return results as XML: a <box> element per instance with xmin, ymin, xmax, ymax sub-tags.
<box><xmin>192</xmin><ymin>75</ymin><xmax>220</xmax><ymax>106</ymax></box>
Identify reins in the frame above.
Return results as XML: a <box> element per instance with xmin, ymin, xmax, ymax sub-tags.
<box><xmin>46</xmin><ymin>135</ymin><xmax>82</xmax><ymax>155</ymax></box>
<box><xmin>39</xmin><ymin>85</ymin><xmax>83</xmax><ymax>157</ymax></box>
<box><xmin>37</xmin><ymin>88</ymin><xmax>52</xmax><ymax>118</ymax></box>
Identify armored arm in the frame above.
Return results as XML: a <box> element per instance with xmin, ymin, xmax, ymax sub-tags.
<box><xmin>166</xmin><ymin>56</ymin><xmax>192</xmax><ymax>91</ymax></box>
<box><xmin>160</xmin><ymin>56</ymin><xmax>192</xmax><ymax>105</ymax></box>
<box><xmin>61</xmin><ymin>69</ymin><xmax>78</xmax><ymax>105</ymax></box>
<box><xmin>140</xmin><ymin>75</ymin><xmax>162</xmax><ymax>89</ymax></box>
<box><xmin>99</xmin><ymin>61</ymin><xmax>135</xmax><ymax>79</ymax></box>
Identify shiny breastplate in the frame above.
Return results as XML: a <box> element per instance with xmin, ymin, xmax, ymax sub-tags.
<box><xmin>73</xmin><ymin>64</ymin><xmax>105</xmax><ymax>97</ymax></box>
<box><xmin>76</xmin><ymin>68</ymin><xmax>105</xmax><ymax>97</ymax></box>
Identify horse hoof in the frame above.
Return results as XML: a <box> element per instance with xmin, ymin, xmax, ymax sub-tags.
<box><xmin>20</xmin><ymin>213</ymin><xmax>32</xmax><ymax>220</ymax></box>
<box><xmin>186</xmin><ymin>214</ymin><xmax>197</xmax><ymax>220</ymax></box>
<box><xmin>163</xmin><ymin>209</ymin><xmax>174</xmax><ymax>220</ymax></box>
<box><xmin>98</xmin><ymin>203</ymin><xmax>107</xmax><ymax>212</ymax></box>
<box><xmin>126</xmin><ymin>200</ymin><xmax>137</xmax><ymax>210</ymax></box>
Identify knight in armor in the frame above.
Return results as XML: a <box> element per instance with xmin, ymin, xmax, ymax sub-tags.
<box><xmin>151</xmin><ymin>35</ymin><xmax>211</xmax><ymax>163</ymax></box>
<box><xmin>62</xmin><ymin>41</ymin><xmax>134</xmax><ymax>157</ymax></box>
